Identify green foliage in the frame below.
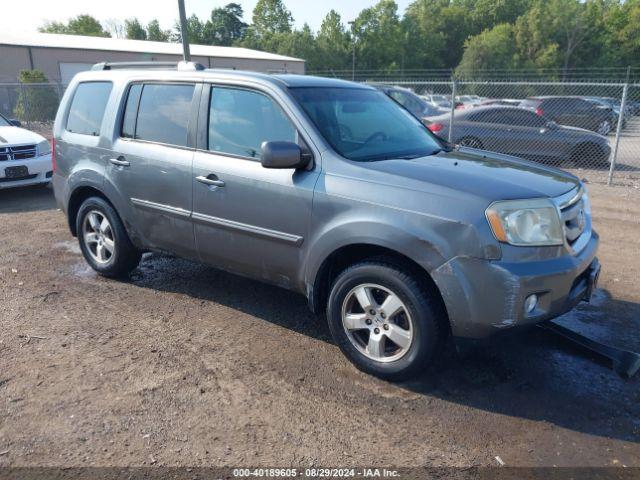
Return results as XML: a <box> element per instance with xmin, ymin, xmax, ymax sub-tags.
<box><xmin>146</xmin><ymin>19</ymin><xmax>170</xmax><ymax>42</ymax></box>
<box><xmin>315</xmin><ymin>10</ymin><xmax>352</xmax><ymax>71</ymax></box>
<box><xmin>456</xmin><ymin>24</ymin><xmax>518</xmax><ymax>77</ymax></box>
<box><xmin>37</xmin><ymin>0</ymin><xmax>639</xmax><ymax>74</ymax></box>
<box><xmin>204</xmin><ymin>3</ymin><xmax>247</xmax><ymax>46</ymax></box>
<box><xmin>124</xmin><ymin>18</ymin><xmax>147</xmax><ymax>40</ymax></box>
<box><xmin>172</xmin><ymin>14</ymin><xmax>206</xmax><ymax>44</ymax></box>
<box><xmin>39</xmin><ymin>14</ymin><xmax>110</xmax><ymax>37</ymax></box>
<box><xmin>13</xmin><ymin>70</ymin><xmax>58</xmax><ymax>122</ymax></box>
<box><xmin>352</xmin><ymin>0</ymin><xmax>403</xmax><ymax>72</ymax></box>
<box><xmin>252</xmin><ymin>0</ymin><xmax>294</xmax><ymax>36</ymax></box>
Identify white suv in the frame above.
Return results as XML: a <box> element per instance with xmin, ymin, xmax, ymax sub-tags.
<box><xmin>0</xmin><ymin>113</ymin><xmax>53</xmax><ymax>189</ymax></box>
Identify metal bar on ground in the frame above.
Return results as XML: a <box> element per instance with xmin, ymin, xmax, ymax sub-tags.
<box><xmin>541</xmin><ymin>320</ymin><xmax>640</xmax><ymax>379</ymax></box>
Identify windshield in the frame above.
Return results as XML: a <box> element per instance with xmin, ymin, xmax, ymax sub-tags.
<box><xmin>0</xmin><ymin>114</ymin><xmax>10</xmax><ymax>127</ymax></box>
<box><xmin>290</xmin><ymin>87</ymin><xmax>442</xmax><ymax>162</ymax></box>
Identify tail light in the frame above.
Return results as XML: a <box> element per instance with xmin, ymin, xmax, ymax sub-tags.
<box><xmin>428</xmin><ymin>123</ymin><xmax>444</xmax><ymax>133</ymax></box>
<box><xmin>51</xmin><ymin>138</ymin><xmax>56</xmax><ymax>173</ymax></box>
<box><xmin>456</xmin><ymin>104</ymin><xmax>465</xmax><ymax>110</ymax></box>
<box><xmin>535</xmin><ymin>107</ymin><xmax>544</xmax><ymax>116</ymax></box>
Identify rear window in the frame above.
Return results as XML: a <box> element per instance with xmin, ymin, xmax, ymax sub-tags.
<box><xmin>66</xmin><ymin>82</ymin><xmax>112</xmax><ymax>136</ymax></box>
<box><xmin>127</xmin><ymin>83</ymin><xmax>195</xmax><ymax>147</ymax></box>
<box><xmin>520</xmin><ymin>99</ymin><xmax>541</xmax><ymax>109</ymax></box>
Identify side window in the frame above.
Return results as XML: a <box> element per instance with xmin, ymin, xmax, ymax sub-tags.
<box><xmin>208</xmin><ymin>87</ymin><xmax>296</xmax><ymax>159</ymax></box>
<box><xmin>470</xmin><ymin>110</ymin><xmax>504</xmax><ymax>124</ymax></box>
<box><xmin>66</xmin><ymin>82</ymin><xmax>112</xmax><ymax>136</ymax></box>
<box><xmin>134</xmin><ymin>84</ymin><xmax>195</xmax><ymax>147</ymax></box>
<box><xmin>121</xmin><ymin>84</ymin><xmax>142</xmax><ymax>139</ymax></box>
<box><xmin>510</xmin><ymin>110</ymin><xmax>545</xmax><ymax>127</ymax></box>
<box><xmin>573</xmin><ymin>99</ymin><xmax>592</xmax><ymax>111</ymax></box>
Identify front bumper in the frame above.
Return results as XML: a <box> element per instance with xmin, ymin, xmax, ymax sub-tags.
<box><xmin>0</xmin><ymin>154</ymin><xmax>53</xmax><ymax>188</ymax></box>
<box><xmin>431</xmin><ymin>231</ymin><xmax>599</xmax><ymax>339</ymax></box>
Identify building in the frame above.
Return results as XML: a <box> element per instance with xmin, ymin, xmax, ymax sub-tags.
<box><xmin>0</xmin><ymin>32</ymin><xmax>305</xmax><ymax>84</ymax></box>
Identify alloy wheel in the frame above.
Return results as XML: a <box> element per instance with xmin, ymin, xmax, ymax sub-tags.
<box><xmin>341</xmin><ymin>283</ymin><xmax>414</xmax><ymax>363</ymax></box>
<box><xmin>82</xmin><ymin>210</ymin><xmax>115</xmax><ymax>264</ymax></box>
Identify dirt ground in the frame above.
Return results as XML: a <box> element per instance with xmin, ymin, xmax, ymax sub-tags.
<box><xmin>0</xmin><ymin>179</ymin><xmax>639</xmax><ymax>469</ymax></box>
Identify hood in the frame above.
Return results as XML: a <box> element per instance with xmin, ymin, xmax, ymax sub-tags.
<box><xmin>363</xmin><ymin>147</ymin><xmax>580</xmax><ymax>201</ymax></box>
<box><xmin>0</xmin><ymin>126</ymin><xmax>45</xmax><ymax>146</ymax></box>
<box><xmin>557</xmin><ymin>124</ymin><xmax>609</xmax><ymax>142</ymax></box>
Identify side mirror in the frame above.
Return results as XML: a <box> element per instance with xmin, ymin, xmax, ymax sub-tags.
<box><xmin>545</xmin><ymin>120</ymin><xmax>558</xmax><ymax>130</ymax></box>
<box><xmin>9</xmin><ymin>119</ymin><xmax>21</xmax><ymax>127</ymax></box>
<box><xmin>261</xmin><ymin>141</ymin><xmax>309</xmax><ymax>169</ymax></box>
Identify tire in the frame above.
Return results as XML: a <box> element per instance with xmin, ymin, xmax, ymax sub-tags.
<box><xmin>458</xmin><ymin>137</ymin><xmax>484</xmax><ymax>149</ymax></box>
<box><xmin>327</xmin><ymin>260</ymin><xmax>443</xmax><ymax>381</ymax></box>
<box><xmin>76</xmin><ymin>196</ymin><xmax>141</xmax><ymax>278</ymax></box>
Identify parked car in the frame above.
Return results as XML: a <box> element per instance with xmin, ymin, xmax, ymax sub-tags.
<box><xmin>520</xmin><ymin>96</ymin><xmax>614</xmax><ymax>135</ymax></box>
<box><xmin>376</xmin><ymin>85</ymin><xmax>449</xmax><ymax>119</ymax></box>
<box><xmin>0</xmin><ymin>112</ymin><xmax>53</xmax><ymax>189</ymax></box>
<box><xmin>477</xmin><ymin>99</ymin><xmax>523</xmax><ymax>107</ymax></box>
<box><xmin>422</xmin><ymin>94</ymin><xmax>453</xmax><ymax>109</ymax></box>
<box><xmin>425</xmin><ymin>106</ymin><xmax>611</xmax><ymax>166</ymax></box>
<box><xmin>53</xmin><ymin>63</ymin><xmax>600</xmax><ymax>381</ymax></box>
<box><xmin>584</xmin><ymin>97</ymin><xmax>626</xmax><ymax>130</ymax></box>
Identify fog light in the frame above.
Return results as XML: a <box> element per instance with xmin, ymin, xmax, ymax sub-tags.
<box><xmin>524</xmin><ymin>294</ymin><xmax>538</xmax><ymax>314</ymax></box>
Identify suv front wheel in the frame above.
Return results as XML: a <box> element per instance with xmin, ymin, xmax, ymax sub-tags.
<box><xmin>327</xmin><ymin>260</ymin><xmax>442</xmax><ymax>381</ymax></box>
<box><xmin>76</xmin><ymin>197</ymin><xmax>141</xmax><ymax>278</ymax></box>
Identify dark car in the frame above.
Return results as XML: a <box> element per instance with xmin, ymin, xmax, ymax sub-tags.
<box><xmin>425</xmin><ymin>106</ymin><xmax>611</xmax><ymax>166</ymax></box>
<box><xmin>376</xmin><ymin>85</ymin><xmax>448</xmax><ymax>120</ymax></box>
<box><xmin>520</xmin><ymin>96</ymin><xmax>614</xmax><ymax>136</ymax></box>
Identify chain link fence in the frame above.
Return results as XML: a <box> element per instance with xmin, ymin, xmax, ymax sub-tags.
<box><xmin>1</xmin><ymin>78</ymin><xmax>639</xmax><ymax>187</ymax></box>
<box><xmin>0</xmin><ymin>82</ymin><xmax>65</xmax><ymax>141</ymax></box>
<box><xmin>369</xmin><ymin>79</ymin><xmax>640</xmax><ymax>187</ymax></box>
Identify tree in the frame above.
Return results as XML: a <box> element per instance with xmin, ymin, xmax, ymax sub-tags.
<box><xmin>172</xmin><ymin>14</ymin><xmax>206</xmax><ymax>44</ymax></box>
<box><xmin>315</xmin><ymin>10</ymin><xmax>352</xmax><ymax>72</ymax></box>
<box><xmin>147</xmin><ymin>19</ymin><xmax>170</xmax><ymax>42</ymax></box>
<box><xmin>39</xmin><ymin>14</ymin><xmax>110</xmax><ymax>37</ymax></box>
<box><xmin>204</xmin><ymin>3</ymin><xmax>247</xmax><ymax>46</ymax></box>
<box><xmin>13</xmin><ymin>70</ymin><xmax>58</xmax><ymax>123</ymax></box>
<box><xmin>252</xmin><ymin>0</ymin><xmax>294</xmax><ymax>37</ymax></box>
<box><xmin>125</xmin><ymin>18</ymin><xmax>147</xmax><ymax>40</ymax></box>
<box><xmin>352</xmin><ymin>0</ymin><xmax>403</xmax><ymax>72</ymax></box>
<box><xmin>456</xmin><ymin>24</ymin><xmax>518</xmax><ymax>77</ymax></box>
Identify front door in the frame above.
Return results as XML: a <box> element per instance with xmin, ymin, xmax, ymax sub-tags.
<box><xmin>110</xmin><ymin>82</ymin><xmax>199</xmax><ymax>258</ymax></box>
<box><xmin>192</xmin><ymin>85</ymin><xmax>319</xmax><ymax>289</ymax></box>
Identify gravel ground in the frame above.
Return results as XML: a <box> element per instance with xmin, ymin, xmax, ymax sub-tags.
<box><xmin>0</xmin><ymin>181</ymin><xmax>638</xmax><ymax>469</ymax></box>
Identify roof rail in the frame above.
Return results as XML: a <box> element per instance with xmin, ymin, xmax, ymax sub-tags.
<box><xmin>91</xmin><ymin>61</ymin><xmax>206</xmax><ymax>72</ymax></box>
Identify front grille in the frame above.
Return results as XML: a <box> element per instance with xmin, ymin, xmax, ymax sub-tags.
<box><xmin>559</xmin><ymin>188</ymin><xmax>588</xmax><ymax>248</ymax></box>
<box><xmin>0</xmin><ymin>173</ymin><xmax>37</xmax><ymax>183</ymax></box>
<box><xmin>0</xmin><ymin>144</ymin><xmax>37</xmax><ymax>161</ymax></box>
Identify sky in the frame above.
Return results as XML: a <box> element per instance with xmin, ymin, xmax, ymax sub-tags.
<box><xmin>2</xmin><ymin>0</ymin><xmax>413</xmax><ymax>36</ymax></box>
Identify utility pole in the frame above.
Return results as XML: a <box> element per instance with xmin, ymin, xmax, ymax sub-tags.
<box><xmin>178</xmin><ymin>0</ymin><xmax>191</xmax><ymax>62</ymax></box>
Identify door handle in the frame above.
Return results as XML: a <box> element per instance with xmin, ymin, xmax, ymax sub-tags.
<box><xmin>109</xmin><ymin>157</ymin><xmax>130</xmax><ymax>167</ymax></box>
<box><xmin>196</xmin><ymin>175</ymin><xmax>225</xmax><ymax>187</ymax></box>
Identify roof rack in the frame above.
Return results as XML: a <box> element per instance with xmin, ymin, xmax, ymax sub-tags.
<box><xmin>91</xmin><ymin>61</ymin><xmax>205</xmax><ymax>72</ymax></box>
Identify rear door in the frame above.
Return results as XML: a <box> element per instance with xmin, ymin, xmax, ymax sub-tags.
<box><xmin>191</xmin><ymin>84</ymin><xmax>319</xmax><ymax>289</ymax></box>
<box><xmin>110</xmin><ymin>82</ymin><xmax>200</xmax><ymax>258</ymax></box>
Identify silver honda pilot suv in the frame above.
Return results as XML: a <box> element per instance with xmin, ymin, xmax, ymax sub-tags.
<box><xmin>53</xmin><ymin>62</ymin><xmax>600</xmax><ymax>380</ymax></box>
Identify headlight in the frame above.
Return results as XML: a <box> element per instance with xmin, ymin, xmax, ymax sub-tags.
<box><xmin>486</xmin><ymin>198</ymin><xmax>564</xmax><ymax>246</ymax></box>
<box><xmin>37</xmin><ymin>139</ymin><xmax>51</xmax><ymax>156</ymax></box>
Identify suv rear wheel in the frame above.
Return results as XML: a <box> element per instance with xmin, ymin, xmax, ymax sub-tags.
<box><xmin>76</xmin><ymin>197</ymin><xmax>141</xmax><ymax>278</ymax></box>
<box><xmin>327</xmin><ymin>260</ymin><xmax>442</xmax><ymax>381</ymax></box>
